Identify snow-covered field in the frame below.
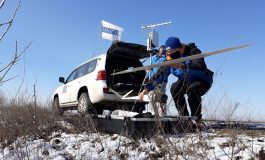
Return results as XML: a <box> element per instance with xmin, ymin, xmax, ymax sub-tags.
<box><xmin>1</xmin><ymin>129</ymin><xmax>264</xmax><ymax>160</ymax></box>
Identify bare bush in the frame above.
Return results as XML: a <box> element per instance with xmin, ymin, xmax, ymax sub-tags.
<box><xmin>0</xmin><ymin>93</ymin><xmax>71</xmax><ymax>147</ymax></box>
<box><xmin>0</xmin><ymin>98</ymin><xmax>40</xmax><ymax>142</ymax></box>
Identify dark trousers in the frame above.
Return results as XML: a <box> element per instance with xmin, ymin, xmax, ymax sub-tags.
<box><xmin>170</xmin><ymin>80</ymin><xmax>211</xmax><ymax>120</ymax></box>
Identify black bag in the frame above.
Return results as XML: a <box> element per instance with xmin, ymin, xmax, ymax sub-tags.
<box><xmin>133</xmin><ymin>112</ymin><xmax>155</xmax><ymax>118</ymax></box>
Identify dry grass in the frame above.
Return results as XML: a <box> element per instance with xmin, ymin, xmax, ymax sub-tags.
<box><xmin>0</xmin><ymin>94</ymin><xmax>59</xmax><ymax>147</ymax></box>
<box><xmin>0</xmin><ymin>92</ymin><xmax>102</xmax><ymax>149</ymax></box>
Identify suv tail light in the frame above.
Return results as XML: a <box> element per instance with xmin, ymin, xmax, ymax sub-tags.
<box><xmin>96</xmin><ymin>70</ymin><xmax>107</xmax><ymax>80</ymax></box>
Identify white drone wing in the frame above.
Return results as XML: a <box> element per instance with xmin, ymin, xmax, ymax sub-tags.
<box><xmin>112</xmin><ymin>43</ymin><xmax>253</xmax><ymax>76</ymax></box>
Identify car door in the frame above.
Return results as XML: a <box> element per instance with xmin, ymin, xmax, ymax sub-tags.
<box><xmin>69</xmin><ymin>59</ymin><xmax>98</xmax><ymax>103</ymax></box>
<box><xmin>69</xmin><ymin>62</ymin><xmax>90</xmax><ymax>103</ymax></box>
<box><xmin>60</xmin><ymin>69</ymin><xmax>78</xmax><ymax>104</ymax></box>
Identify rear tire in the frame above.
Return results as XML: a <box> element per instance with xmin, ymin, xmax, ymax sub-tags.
<box><xmin>53</xmin><ymin>97</ymin><xmax>64</xmax><ymax>116</ymax></box>
<box><xmin>78</xmin><ymin>92</ymin><xmax>97</xmax><ymax>115</ymax></box>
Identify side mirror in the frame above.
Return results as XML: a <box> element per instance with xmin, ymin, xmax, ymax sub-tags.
<box><xmin>59</xmin><ymin>77</ymin><xmax>65</xmax><ymax>83</ymax></box>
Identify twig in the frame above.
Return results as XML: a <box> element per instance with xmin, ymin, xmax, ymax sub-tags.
<box><xmin>0</xmin><ymin>41</ymin><xmax>20</xmax><ymax>82</ymax></box>
<box><xmin>0</xmin><ymin>0</ymin><xmax>6</xmax><ymax>10</ymax></box>
<box><xmin>14</xmin><ymin>60</ymin><xmax>25</xmax><ymax>98</ymax></box>
<box><xmin>0</xmin><ymin>75</ymin><xmax>18</xmax><ymax>84</ymax></box>
<box><xmin>0</xmin><ymin>41</ymin><xmax>32</xmax><ymax>84</ymax></box>
<box><xmin>0</xmin><ymin>0</ymin><xmax>21</xmax><ymax>41</ymax></box>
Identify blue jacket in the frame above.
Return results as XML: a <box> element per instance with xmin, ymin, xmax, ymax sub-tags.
<box><xmin>150</xmin><ymin>55</ymin><xmax>167</xmax><ymax>76</ymax></box>
<box><xmin>145</xmin><ymin>67</ymin><xmax>213</xmax><ymax>91</ymax></box>
<box><xmin>147</xmin><ymin>55</ymin><xmax>167</xmax><ymax>83</ymax></box>
<box><xmin>145</xmin><ymin>43</ymin><xmax>214</xmax><ymax>91</ymax></box>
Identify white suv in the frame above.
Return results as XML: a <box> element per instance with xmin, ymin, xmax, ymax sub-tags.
<box><xmin>53</xmin><ymin>42</ymin><xmax>150</xmax><ymax>116</ymax></box>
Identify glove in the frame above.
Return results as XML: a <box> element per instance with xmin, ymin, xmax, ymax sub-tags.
<box><xmin>139</xmin><ymin>89</ymin><xmax>149</xmax><ymax>101</ymax></box>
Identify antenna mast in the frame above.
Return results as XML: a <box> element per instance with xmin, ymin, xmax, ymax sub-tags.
<box><xmin>141</xmin><ymin>20</ymin><xmax>172</xmax><ymax>79</ymax></box>
<box><xmin>141</xmin><ymin>21</ymin><xmax>172</xmax><ymax>30</ymax></box>
<box><xmin>141</xmin><ymin>20</ymin><xmax>172</xmax><ymax>51</ymax></box>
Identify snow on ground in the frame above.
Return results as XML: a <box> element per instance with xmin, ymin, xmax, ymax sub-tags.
<box><xmin>0</xmin><ymin>129</ymin><xmax>264</xmax><ymax>160</ymax></box>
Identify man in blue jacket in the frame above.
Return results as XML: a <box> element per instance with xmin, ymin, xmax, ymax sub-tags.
<box><xmin>149</xmin><ymin>45</ymin><xmax>167</xmax><ymax>77</ymax></box>
<box><xmin>148</xmin><ymin>45</ymin><xmax>168</xmax><ymax>116</ymax></box>
<box><xmin>140</xmin><ymin>37</ymin><xmax>213</xmax><ymax>122</ymax></box>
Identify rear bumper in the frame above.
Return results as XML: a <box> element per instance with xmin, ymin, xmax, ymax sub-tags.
<box><xmin>88</xmin><ymin>80</ymin><xmax>148</xmax><ymax>104</ymax></box>
<box><xmin>93</xmin><ymin>93</ymin><xmax>148</xmax><ymax>103</ymax></box>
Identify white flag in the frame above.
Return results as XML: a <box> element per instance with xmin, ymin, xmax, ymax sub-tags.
<box><xmin>101</xmin><ymin>20</ymin><xmax>124</xmax><ymax>41</ymax></box>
